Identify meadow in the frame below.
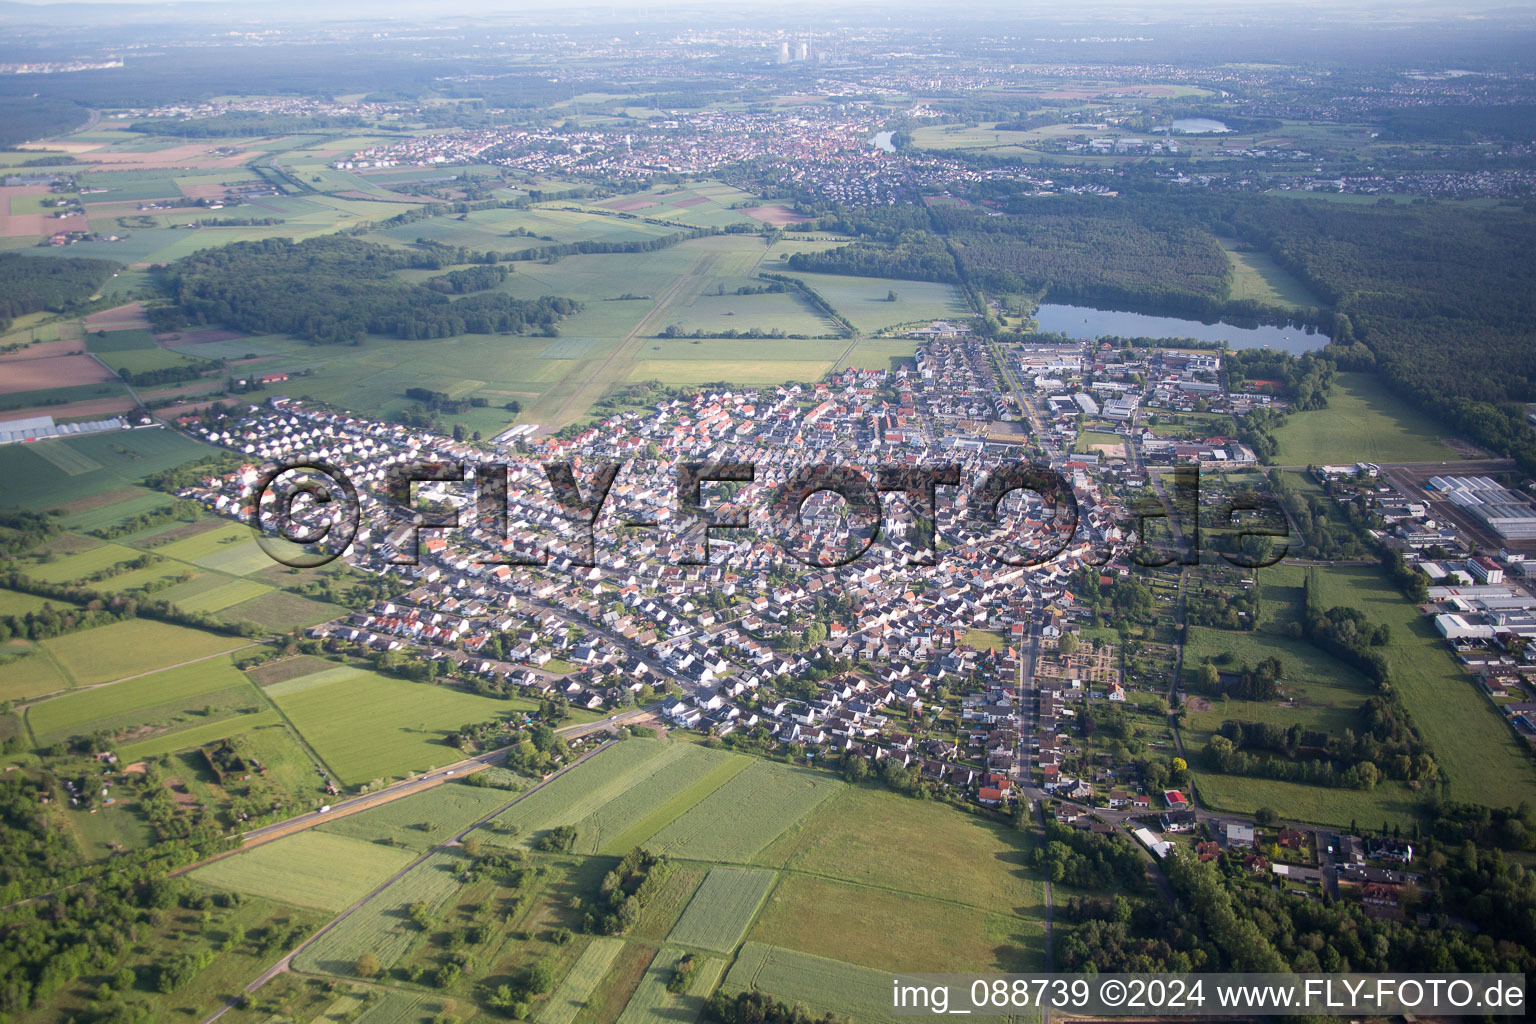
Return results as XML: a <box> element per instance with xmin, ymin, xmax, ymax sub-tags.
<box><xmin>749</xmin><ymin>873</ymin><xmax>1042</xmax><ymax>974</ymax></box>
<box><xmin>292</xmin><ymin>848</ymin><xmax>468</xmax><ymax>976</ymax></box>
<box><xmin>536</xmin><ymin>937</ymin><xmax>626</xmax><ymax>1024</ymax></box>
<box><xmin>1271</xmin><ymin>372</ymin><xmax>1464</xmax><ymax>464</ymax></box>
<box><xmin>640</xmin><ymin>759</ymin><xmax>841</xmax><ymax>862</ymax></box>
<box><xmin>114</xmin><ymin>708</ymin><xmax>281</xmax><ymax>762</ymax></box>
<box><xmin>0</xmin><ymin>428</ymin><xmax>211</xmax><ymax>511</ymax></box>
<box><xmin>1314</xmin><ymin>563</ymin><xmax>1536</xmax><ymax>808</ymax></box>
<box><xmin>27</xmin><ymin>658</ymin><xmax>256</xmax><ymax>744</ymax></box>
<box><xmin>1219</xmin><ymin>239</ymin><xmax>1322</xmax><ymax>310</ymax></box>
<box><xmin>316</xmin><ymin>781</ymin><xmax>517</xmax><ymax>851</ymax></box>
<box><xmin>480</xmin><ymin>738</ymin><xmax>699</xmax><ymax>846</ymax></box>
<box><xmin>0</xmin><ymin>641</ymin><xmax>72</xmax><ymax>702</ymax></box>
<box><xmin>613</xmin><ymin>947</ymin><xmax>716</xmax><ymax>1024</ymax></box>
<box><xmin>721</xmin><ymin>942</ymin><xmax>903</xmax><ymax>1024</ymax></box>
<box><xmin>37</xmin><ymin>619</ymin><xmax>248</xmax><ymax>688</ymax></box>
<box><xmin>590</xmin><ymin>752</ymin><xmax>752</xmax><ymax>856</ymax></box>
<box><xmin>268</xmin><ymin>663</ymin><xmax>529</xmax><ymax>785</ymax></box>
<box><xmin>756</xmin><ymin>784</ymin><xmax>1043</xmax><ymax>914</ymax></box>
<box><xmin>190</xmin><ymin>830</ymin><xmax>417</xmax><ymax>912</ymax></box>
<box><xmin>773</xmin><ymin>270</ymin><xmax>971</xmax><ymax>334</ymax></box>
<box><xmin>665</xmin><ymin>867</ymin><xmax>776</xmax><ymax>955</ymax></box>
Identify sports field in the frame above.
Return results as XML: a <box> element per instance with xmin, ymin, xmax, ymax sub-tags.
<box><xmin>1272</xmin><ymin>373</ymin><xmax>1464</xmax><ymax>464</ymax></box>
<box><xmin>190</xmin><ymin>830</ymin><xmax>417</xmax><ymax>912</ymax></box>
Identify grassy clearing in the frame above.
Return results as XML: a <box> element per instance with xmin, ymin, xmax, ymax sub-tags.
<box><xmin>316</xmin><ymin>781</ymin><xmax>518</xmax><ymax>851</ymax></box>
<box><xmin>0</xmin><ymin>587</ymin><xmax>78</xmax><ymax>616</ymax></box>
<box><xmin>666</xmin><ymin>866</ymin><xmax>776</xmax><ymax>953</ymax></box>
<box><xmin>270</xmin><ymin>666</ymin><xmax>528</xmax><ymax>786</ymax></box>
<box><xmin>1272</xmin><ymin>372</ymin><xmax>1464</xmax><ymax>464</ymax></box>
<box><xmin>758</xmin><ymin>784</ymin><xmax>1042</xmax><ymax>915</ymax></box>
<box><xmin>643</xmin><ymin>759</ymin><xmax>841</xmax><ymax>863</ymax></box>
<box><xmin>536</xmin><ymin>937</ymin><xmax>626</xmax><ymax>1024</ymax></box>
<box><xmin>190</xmin><ymin>830</ymin><xmax>417</xmax><ymax>911</ymax></box>
<box><xmin>1219</xmin><ymin>239</ymin><xmax>1321</xmax><ymax>309</ymax></box>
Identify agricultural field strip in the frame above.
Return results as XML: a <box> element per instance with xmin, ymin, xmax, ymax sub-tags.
<box><xmin>614</xmin><ymin>946</ymin><xmax>712</xmax><ymax>1024</ymax></box>
<box><xmin>665</xmin><ymin>866</ymin><xmax>777</xmax><ymax>953</ymax></box>
<box><xmin>275</xmin><ymin>742</ymin><xmax>616</xmax><ymax>976</ymax></box>
<box><xmin>189</xmin><ymin>830</ymin><xmax>418</xmax><ymax>912</ymax></box>
<box><xmin>574</xmin><ymin>746</ymin><xmax>749</xmax><ymax>854</ymax></box>
<box><xmin>480</xmin><ymin>738</ymin><xmax>696</xmax><ymax>844</ymax></box>
<box><xmin>535</xmin><ymin>937</ymin><xmax>626</xmax><ymax>1024</ymax></box>
<box><xmin>641</xmin><ymin>759</ymin><xmax>841</xmax><ymax>862</ymax></box>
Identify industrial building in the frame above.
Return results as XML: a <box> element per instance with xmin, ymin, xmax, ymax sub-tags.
<box><xmin>1428</xmin><ymin>475</ymin><xmax>1536</xmax><ymax>540</ymax></box>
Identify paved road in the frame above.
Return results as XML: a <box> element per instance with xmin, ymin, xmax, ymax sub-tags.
<box><xmin>197</xmin><ymin>738</ymin><xmax>620</xmax><ymax>1024</ymax></box>
<box><xmin>178</xmin><ymin>704</ymin><xmax>659</xmax><ymax>873</ymax></box>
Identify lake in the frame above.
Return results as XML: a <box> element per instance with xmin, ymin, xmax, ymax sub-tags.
<box><xmin>1170</xmin><ymin>117</ymin><xmax>1231</xmax><ymax>134</ymax></box>
<box><xmin>1034</xmin><ymin>303</ymin><xmax>1327</xmax><ymax>353</ymax></box>
<box><xmin>871</xmin><ymin>131</ymin><xmax>896</xmax><ymax>153</ymax></box>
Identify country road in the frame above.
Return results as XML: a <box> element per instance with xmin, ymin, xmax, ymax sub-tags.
<box><xmin>196</xmin><ymin>736</ymin><xmax>622</xmax><ymax>1024</ymax></box>
<box><xmin>177</xmin><ymin>703</ymin><xmax>659</xmax><ymax>873</ymax></box>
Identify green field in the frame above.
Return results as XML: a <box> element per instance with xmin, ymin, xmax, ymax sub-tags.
<box><xmin>0</xmin><ymin>428</ymin><xmax>212</xmax><ymax>510</ymax></box>
<box><xmin>481</xmin><ymin>738</ymin><xmax>697</xmax><ymax>846</ymax></box>
<box><xmin>666</xmin><ymin>866</ymin><xmax>776</xmax><ymax>953</ymax></box>
<box><xmin>641</xmin><ymin>759</ymin><xmax>841</xmax><ymax>862</ymax></box>
<box><xmin>1191</xmin><ymin>772</ymin><xmax>1422</xmax><ymax>831</ymax></box>
<box><xmin>190</xmin><ymin>830</ymin><xmax>417</xmax><ymax>911</ymax></box>
<box><xmin>758</xmin><ymin>785</ymin><xmax>1042</xmax><ymax>914</ymax></box>
<box><xmin>1314</xmin><ymin>564</ymin><xmax>1536</xmax><ymax>808</ymax></box>
<box><xmin>773</xmin><ymin>270</ymin><xmax>971</xmax><ymax>334</ymax></box>
<box><xmin>0</xmin><ymin>641</ymin><xmax>72</xmax><ymax>702</ymax></box>
<box><xmin>115</xmin><ymin>708</ymin><xmax>281</xmax><ymax>762</ymax></box>
<box><xmin>1272</xmin><ymin>373</ymin><xmax>1464</xmax><ymax>464</ymax></box>
<box><xmin>316</xmin><ymin>781</ymin><xmax>517</xmax><ymax>851</ymax></box>
<box><xmin>721</xmin><ymin>942</ymin><xmax>904</xmax><ymax>1024</ymax></box>
<box><xmin>0</xmin><ymin>587</ymin><xmax>76</xmax><ymax>616</ymax></box>
<box><xmin>36</xmin><ymin>618</ymin><xmax>247</xmax><ymax>687</ymax></box>
<box><xmin>292</xmin><ymin>848</ymin><xmax>467</xmax><ymax>975</ymax></box>
<box><xmin>750</xmin><ymin>873</ymin><xmax>1041</xmax><ymax>973</ymax></box>
<box><xmin>27</xmin><ymin>652</ymin><xmax>255</xmax><ymax>743</ymax></box>
<box><xmin>269</xmin><ymin>665</ymin><xmax>527</xmax><ymax>785</ymax></box>
<box><xmin>536</xmin><ymin>937</ymin><xmax>626</xmax><ymax>1024</ymax></box>
<box><xmin>614</xmin><ymin>947</ymin><xmax>716</xmax><ymax>1024</ymax></box>
<box><xmin>1219</xmin><ymin>239</ymin><xmax>1321</xmax><ymax>309</ymax></box>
